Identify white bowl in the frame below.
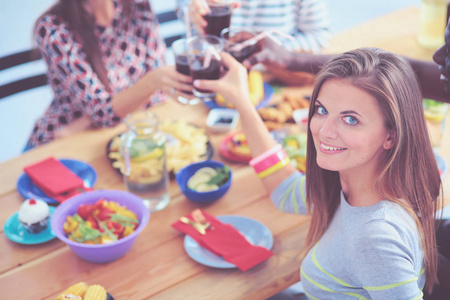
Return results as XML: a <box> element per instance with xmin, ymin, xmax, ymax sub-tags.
<box><xmin>293</xmin><ymin>108</ymin><xmax>309</xmax><ymax>125</ymax></box>
<box><xmin>206</xmin><ymin>108</ymin><xmax>240</xmax><ymax>133</ymax></box>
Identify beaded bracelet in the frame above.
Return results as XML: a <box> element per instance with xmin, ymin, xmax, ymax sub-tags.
<box><xmin>249</xmin><ymin>144</ymin><xmax>290</xmax><ymax>179</ymax></box>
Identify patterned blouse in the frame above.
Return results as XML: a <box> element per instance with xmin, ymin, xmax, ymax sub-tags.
<box><xmin>29</xmin><ymin>0</ymin><xmax>167</xmax><ymax>147</ymax></box>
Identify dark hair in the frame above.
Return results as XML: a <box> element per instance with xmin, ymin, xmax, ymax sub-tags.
<box><xmin>36</xmin><ymin>0</ymin><xmax>134</xmax><ymax>92</ymax></box>
<box><xmin>305</xmin><ymin>47</ymin><xmax>442</xmax><ymax>293</ymax></box>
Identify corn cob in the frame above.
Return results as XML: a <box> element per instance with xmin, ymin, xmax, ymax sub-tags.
<box><xmin>55</xmin><ymin>295</ymin><xmax>82</xmax><ymax>300</ymax></box>
<box><xmin>56</xmin><ymin>282</ymin><xmax>88</xmax><ymax>299</ymax></box>
<box><xmin>84</xmin><ymin>284</ymin><xmax>107</xmax><ymax>300</ymax></box>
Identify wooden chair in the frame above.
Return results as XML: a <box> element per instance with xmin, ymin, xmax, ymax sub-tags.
<box><xmin>0</xmin><ymin>49</ymin><xmax>47</xmax><ymax>100</ymax></box>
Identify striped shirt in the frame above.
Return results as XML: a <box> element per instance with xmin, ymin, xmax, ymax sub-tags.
<box><xmin>232</xmin><ymin>0</ymin><xmax>330</xmax><ymax>53</ymax></box>
<box><xmin>271</xmin><ymin>172</ymin><xmax>425</xmax><ymax>299</ymax></box>
<box><xmin>179</xmin><ymin>0</ymin><xmax>330</xmax><ymax>53</ymax></box>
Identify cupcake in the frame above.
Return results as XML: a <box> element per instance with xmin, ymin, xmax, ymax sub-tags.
<box><xmin>18</xmin><ymin>199</ymin><xmax>50</xmax><ymax>233</ymax></box>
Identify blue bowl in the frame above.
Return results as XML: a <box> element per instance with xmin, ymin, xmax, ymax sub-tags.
<box><xmin>176</xmin><ymin>160</ymin><xmax>232</xmax><ymax>203</ymax></box>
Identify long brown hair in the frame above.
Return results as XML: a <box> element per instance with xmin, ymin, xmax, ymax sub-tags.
<box><xmin>35</xmin><ymin>0</ymin><xmax>134</xmax><ymax>92</ymax></box>
<box><xmin>305</xmin><ymin>47</ymin><xmax>443</xmax><ymax>292</ymax></box>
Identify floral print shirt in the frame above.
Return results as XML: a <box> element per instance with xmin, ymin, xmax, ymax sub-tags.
<box><xmin>29</xmin><ymin>0</ymin><xmax>167</xmax><ymax>147</ymax></box>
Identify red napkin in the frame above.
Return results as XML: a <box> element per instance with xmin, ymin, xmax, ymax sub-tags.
<box><xmin>172</xmin><ymin>210</ymin><xmax>273</xmax><ymax>271</ymax></box>
<box><xmin>23</xmin><ymin>157</ymin><xmax>92</xmax><ymax>203</ymax></box>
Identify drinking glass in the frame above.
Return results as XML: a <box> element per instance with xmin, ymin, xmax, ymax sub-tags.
<box><xmin>204</xmin><ymin>0</ymin><xmax>233</xmax><ymax>37</ymax></box>
<box><xmin>423</xmin><ymin>98</ymin><xmax>449</xmax><ymax>150</ymax></box>
<box><xmin>171</xmin><ymin>38</ymin><xmax>201</xmax><ymax>105</ymax></box>
<box><xmin>186</xmin><ymin>35</ymin><xmax>224</xmax><ymax>98</ymax></box>
<box><xmin>417</xmin><ymin>0</ymin><xmax>447</xmax><ymax>49</ymax></box>
<box><xmin>221</xmin><ymin>28</ymin><xmax>258</xmax><ymax>63</ymax></box>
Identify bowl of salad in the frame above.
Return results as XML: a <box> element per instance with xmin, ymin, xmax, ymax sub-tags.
<box><xmin>51</xmin><ymin>190</ymin><xmax>150</xmax><ymax>263</ymax></box>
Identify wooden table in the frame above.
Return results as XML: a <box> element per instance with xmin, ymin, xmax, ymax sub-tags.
<box><xmin>0</xmin><ymin>6</ymin><xmax>447</xmax><ymax>299</ymax></box>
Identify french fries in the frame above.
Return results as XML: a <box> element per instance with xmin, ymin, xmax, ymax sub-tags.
<box><xmin>108</xmin><ymin>120</ymin><xmax>208</xmax><ymax>175</ymax></box>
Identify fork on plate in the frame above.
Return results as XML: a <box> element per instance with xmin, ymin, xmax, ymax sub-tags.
<box><xmin>192</xmin><ymin>209</ymin><xmax>213</xmax><ymax>233</ymax></box>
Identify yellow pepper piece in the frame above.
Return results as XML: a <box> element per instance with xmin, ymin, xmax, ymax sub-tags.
<box><xmin>116</xmin><ymin>208</ymin><xmax>138</xmax><ymax>220</ymax></box>
<box><xmin>285</xmin><ymin>140</ymin><xmax>299</xmax><ymax>148</ymax></box>
<box><xmin>123</xmin><ymin>226</ymin><xmax>135</xmax><ymax>237</ymax></box>
<box><xmin>63</xmin><ymin>216</ymin><xmax>79</xmax><ymax>235</ymax></box>
<box><xmin>101</xmin><ymin>235</ymin><xmax>115</xmax><ymax>244</ymax></box>
<box><xmin>105</xmin><ymin>201</ymin><xmax>120</xmax><ymax>212</ymax></box>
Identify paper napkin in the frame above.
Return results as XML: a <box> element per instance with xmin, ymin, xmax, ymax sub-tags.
<box><xmin>23</xmin><ymin>157</ymin><xmax>91</xmax><ymax>203</ymax></box>
<box><xmin>172</xmin><ymin>210</ymin><xmax>273</xmax><ymax>271</ymax></box>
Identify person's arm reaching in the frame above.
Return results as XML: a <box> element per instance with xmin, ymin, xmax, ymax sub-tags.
<box><xmin>194</xmin><ymin>52</ymin><xmax>298</xmax><ymax>193</ymax></box>
<box><xmin>407</xmin><ymin>57</ymin><xmax>449</xmax><ymax>103</ymax></box>
<box><xmin>244</xmin><ymin>38</ymin><xmax>450</xmax><ymax>103</ymax></box>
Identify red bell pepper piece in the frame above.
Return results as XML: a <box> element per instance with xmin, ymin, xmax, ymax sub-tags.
<box><xmin>94</xmin><ymin>199</ymin><xmax>104</xmax><ymax>210</ymax></box>
<box><xmin>86</xmin><ymin>215</ymin><xmax>99</xmax><ymax>230</ymax></box>
<box><xmin>107</xmin><ymin>220</ymin><xmax>125</xmax><ymax>237</ymax></box>
<box><xmin>77</xmin><ymin>204</ymin><xmax>92</xmax><ymax>220</ymax></box>
<box><xmin>97</xmin><ymin>207</ymin><xmax>114</xmax><ymax>221</ymax></box>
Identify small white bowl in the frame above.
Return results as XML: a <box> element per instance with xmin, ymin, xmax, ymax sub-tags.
<box><xmin>293</xmin><ymin>108</ymin><xmax>309</xmax><ymax>131</ymax></box>
<box><xmin>293</xmin><ymin>108</ymin><xmax>309</xmax><ymax>125</ymax></box>
<box><xmin>206</xmin><ymin>108</ymin><xmax>240</xmax><ymax>133</ymax></box>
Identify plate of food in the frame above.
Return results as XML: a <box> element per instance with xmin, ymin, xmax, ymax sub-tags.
<box><xmin>204</xmin><ymin>71</ymin><xmax>274</xmax><ymax>110</ymax></box>
<box><xmin>184</xmin><ymin>215</ymin><xmax>273</xmax><ymax>269</ymax></box>
<box><xmin>435</xmin><ymin>152</ymin><xmax>448</xmax><ymax>178</ymax></box>
<box><xmin>4</xmin><ymin>199</ymin><xmax>57</xmax><ymax>245</ymax></box>
<box><xmin>107</xmin><ymin>120</ymin><xmax>213</xmax><ymax>178</ymax></box>
<box><xmin>219</xmin><ymin>131</ymin><xmax>252</xmax><ymax>163</ymax></box>
<box><xmin>257</xmin><ymin>93</ymin><xmax>310</xmax><ymax>131</ymax></box>
<box><xmin>271</xmin><ymin>128</ymin><xmax>307</xmax><ymax>173</ymax></box>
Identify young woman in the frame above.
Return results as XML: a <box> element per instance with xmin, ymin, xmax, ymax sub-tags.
<box><xmin>28</xmin><ymin>0</ymin><xmax>194</xmax><ymax>148</ymax></box>
<box><xmin>194</xmin><ymin>48</ymin><xmax>443</xmax><ymax>299</ymax></box>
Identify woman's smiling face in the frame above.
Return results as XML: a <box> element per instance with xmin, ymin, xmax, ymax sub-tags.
<box><xmin>309</xmin><ymin>79</ymin><xmax>394</xmax><ymax>175</ymax></box>
<box><xmin>433</xmin><ymin>20</ymin><xmax>450</xmax><ymax>95</ymax></box>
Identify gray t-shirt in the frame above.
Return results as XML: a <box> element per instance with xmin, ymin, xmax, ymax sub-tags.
<box><xmin>271</xmin><ymin>172</ymin><xmax>425</xmax><ymax>299</ymax></box>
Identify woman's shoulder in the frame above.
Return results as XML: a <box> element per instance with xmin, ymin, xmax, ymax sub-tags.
<box><xmin>353</xmin><ymin>201</ymin><xmax>419</xmax><ymax>244</ymax></box>
<box><xmin>36</xmin><ymin>14</ymin><xmax>67</xmax><ymax>31</ymax></box>
<box><xmin>35</xmin><ymin>14</ymin><xmax>70</xmax><ymax>42</ymax></box>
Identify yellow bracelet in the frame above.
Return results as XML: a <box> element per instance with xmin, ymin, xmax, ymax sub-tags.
<box><xmin>257</xmin><ymin>157</ymin><xmax>290</xmax><ymax>179</ymax></box>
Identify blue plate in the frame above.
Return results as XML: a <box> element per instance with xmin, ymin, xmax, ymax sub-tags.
<box><xmin>435</xmin><ymin>152</ymin><xmax>448</xmax><ymax>178</ymax></box>
<box><xmin>4</xmin><ymin>206</ymin><xmax>56</xmax><ymax>245</ymax></box>
<box><xmin>16</xmin><ymin>159</ymin><xmax>97</xmax><ymax>205</ymax></box>
<box><xmin>184</xmin><ymin>215</ymin><xmax>273</xmax><ymax>269</ymax></box>
<box><xmin>203</xmin><ymin>82</ymin><xmax>274</xmax><ymax>110</ymax></box>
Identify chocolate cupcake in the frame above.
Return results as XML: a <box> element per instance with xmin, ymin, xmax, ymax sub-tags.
<box><xmin>18</xmin><ymin>199</ymin><xmax>50</xmax><ymax>233</ymax></box>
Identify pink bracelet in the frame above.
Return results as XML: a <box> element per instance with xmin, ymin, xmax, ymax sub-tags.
<box><xmin>252</xmin><ymin>149</ymin><xmax>288</xmax><ymax>173</ymax></box>
<box><xmin>249</xmin><ymin>144</ymin><xmax>283</xmax><ymax>167</ymax></box>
